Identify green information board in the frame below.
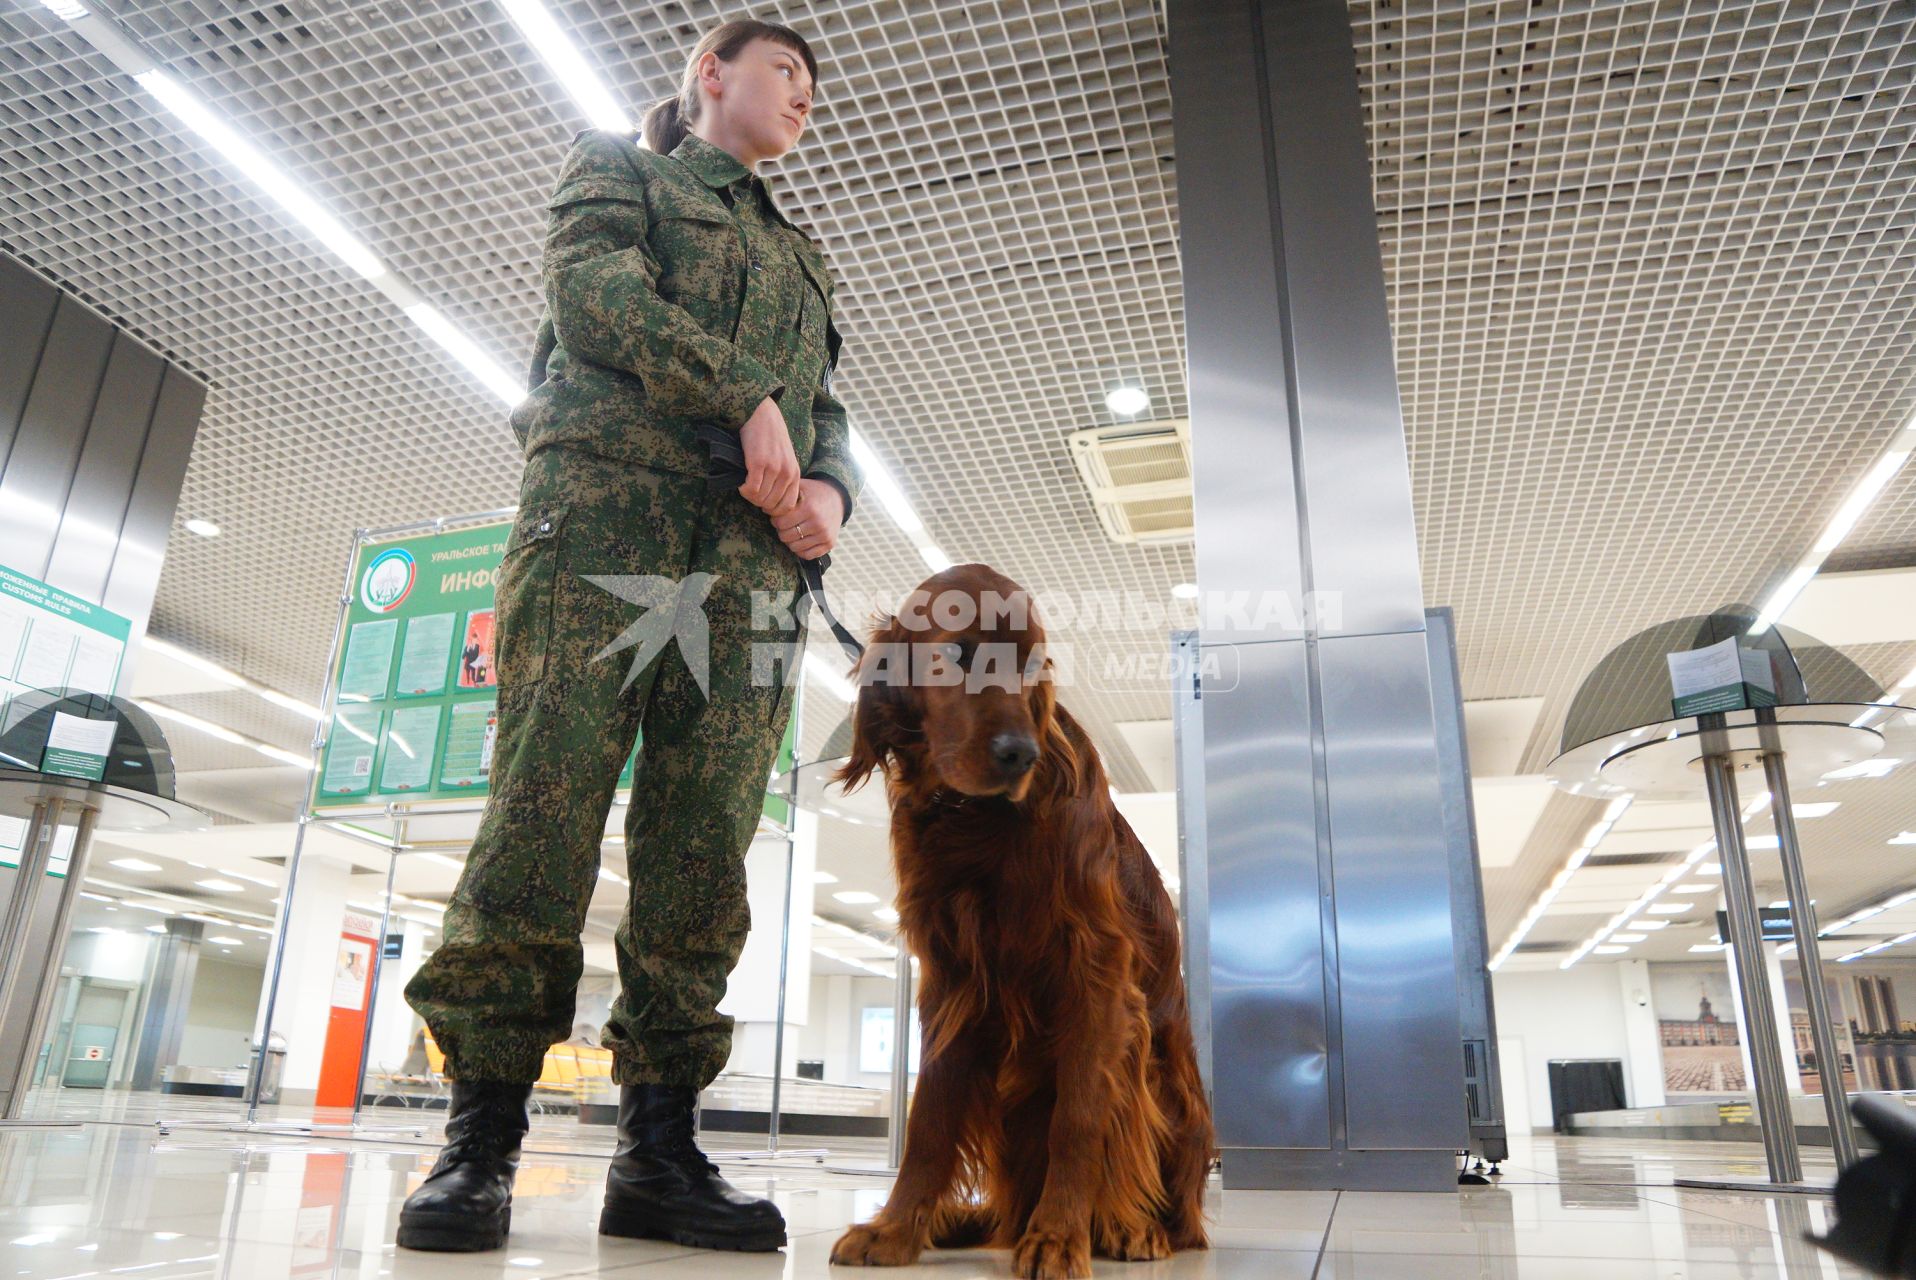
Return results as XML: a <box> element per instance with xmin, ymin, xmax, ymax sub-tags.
<box><xmin>314</xmin><ymin>522</ymin><xmax>795</xmax><ymax>825</ymax></box>
<box><xmin>0</xmin><ymin>562</ymin><xmax>132</xmax><ymax>719</ymax></box>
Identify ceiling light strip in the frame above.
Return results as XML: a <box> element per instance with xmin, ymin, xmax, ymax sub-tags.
<box><xmin>1752</xmin><ymin>416</ymin><xmax>1916</xmax><ymax>634</ymax></box>
<box><xmin>496</xmin><ymin>0</ymin><xmax>630</xmax><ymax>132</ymax></box>
<box><xmin>142</xmin><ymin>636</ymin><xmax>323</xmax><ymax>723</ymax></box>
<box><xmin>34</xmin><ymin>7</ymin><xmax>525</xmax><ymax>409</ymax></box>
<box><xmin>1561</xmin><ymin>839</ymin><xmax>1717</xmax><ymax>970</ymax></box>
<box><xmin>135</xmin><ymin>698</ymin><xmax>312</xmax><ymax>770</ymax></box>
<box><xmin>1488</xmin><ymin>796</ymin><xmax>1632</xmax><ymax>971</ymax></box>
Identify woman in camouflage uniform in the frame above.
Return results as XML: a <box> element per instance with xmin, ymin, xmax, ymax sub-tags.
<box><xmin>398</xmin><ymin>18</ymin><xmax>860</xmax><ymax>1255</ymax></box>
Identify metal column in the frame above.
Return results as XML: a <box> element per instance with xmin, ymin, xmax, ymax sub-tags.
<box><xmin>1758</xmin><ymin>709</ymin><xmax>1860</xmax><ymax>1172</ymax></box>
<box><xmin>1696</xmin><ymin>715</ymin><xmax>1802</xmax><ymax>1187</ymax></box>
<box><xmin>1168</xmin><ymin>0</ymin><xmax>1467</xmax><ymax>1190</ymax></box>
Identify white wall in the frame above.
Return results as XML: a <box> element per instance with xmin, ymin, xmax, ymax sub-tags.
<box><xmin>1492</xmin><ymin>965</ymin><xmax>1639</xmax><ymax>1132</ymax></box>
<box><xmin>176</xmin><ymin>957</ymin><xmax>265</xmax><ymax>1070</ymax></box>
<box><xmin>262</xmin><ymin>852</ymin><xmax>354</xmax><ymax>1095</ymax></box>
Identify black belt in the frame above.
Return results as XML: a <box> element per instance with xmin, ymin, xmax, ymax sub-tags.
<box><xmin>699</xmin><ymin>424</ymin><xmax>865</xmax><ymax>664</ymax></box>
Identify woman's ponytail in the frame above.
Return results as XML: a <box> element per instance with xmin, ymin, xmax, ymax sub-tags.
<box><xmin>641</xmin><ymin>94</ymin><xmax>688</xmax><ymax>153</ymax></box>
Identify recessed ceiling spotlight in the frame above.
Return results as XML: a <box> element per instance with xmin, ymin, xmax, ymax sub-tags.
<box><xmin>1106</xmin><ymin>386</ymin><xmax>1150</xmax><ymax>415</ymax></box>
<box><xmin>184</xmin><ymin>518</ymin><xmax>221</xmax><ymax>537</ymax></box>
<box><xmin>1171</xmin><ymin>582</ymin><xmax>1199</xmax><ymax>600</ymax></box>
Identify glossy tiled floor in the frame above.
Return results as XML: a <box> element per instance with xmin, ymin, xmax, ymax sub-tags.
<box><xmin>0</xmin><ymin>1099</ymin><xmax>1874</xmax><ymax>1279</ymax></box>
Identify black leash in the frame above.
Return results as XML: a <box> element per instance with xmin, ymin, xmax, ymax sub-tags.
<box><xmin>699</xmin><ymin>425</ymin><xmax>866</xmax><ymax>664</ymax></box>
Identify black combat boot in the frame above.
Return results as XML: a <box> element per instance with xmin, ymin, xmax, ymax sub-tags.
<box><xmin>396</xmin><ymin>1079</ymin><xmax>532</xmax><ymax>1252</ymax></box>
<box><xmin>599</xmin><ymin>1084</ymin><xmax>787</xmax><ymax>1251</ymax></box>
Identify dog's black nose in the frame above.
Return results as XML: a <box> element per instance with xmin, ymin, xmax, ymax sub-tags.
<box><xmin>990</xmin><ymin>732</ymin><xmax>1039</xmax><ymax>776</ymax></box>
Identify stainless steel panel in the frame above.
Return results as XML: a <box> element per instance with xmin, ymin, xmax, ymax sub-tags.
<box><xmin>1170</xmin><ymin>629</ymin><xmax>1215</xmax><ymax>1096</ymax></box>
<box><xmin>102</xmin><ymin>364</ymin><xmax>204</xmax><ymax>657</ymax></box>
<box><xmin>1261</xmin><ymin>1</ymin><xmax>1426</xmax><ymax>639</ymax></box>
<box><xmin>0</xmin><ymin>255</ymin><xmax>60</xmax><ymax>469</ymax></box>
<box><xmin>46</xmin><ymin>336</ymin><xmax>165</xmax><ymax>601</ymax></box>
<box><xmin>1318</xmin><ymin>630</ymin><xmax>1466</xmax><ymax>1150</ymax></box>
<box><xmin>1427</xmin><ymin>607</ymin><xmax>1507</xmax><ymax>1162</ymax></box>
<box><xmin>1223</xmin><ymin>1146</ymin><xmax>1456</xmax><ymax>1192</ymax></box>
<box><xmin>1166</xmin><ymin>0</ymin><xmax>1305</xmax><ymax>646</ymax></box>
<box><xmin>0</xmin><ymin>296</ymin><xmax>114</xmax><ymax>577</ymax></box>
<box><xmin>1201</xmin><ymin>637</ymin><xmax>1327</xmax><ymax>1149</ymax></box>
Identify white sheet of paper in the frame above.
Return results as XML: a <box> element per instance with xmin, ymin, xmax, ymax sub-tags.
<box><xmin>1740</xmin><ymin>646</ymin><xmax>1777</xmax><ymax>696</ymax></box>
<box><xmin>47</xmin><ymin>711</ymin><xmax>119</xmax><ymax>757</ymax></box>
<box><xmin>0</xmin><ymin>609</ymin><xmax>27</xmax><ymax>679</ymax></box>
<box><xmin>15</xmin><ymin>622</ymin><xmax>75</xmax><ymax>691</ymax></box>
<box><xmin>1667</xmin><ymin>635</ymin><xmax>1742</xmax><ymax>698</ymax></box>
<box><xmin>67</xmin><ymin>633</ymin><xmax>122</xmax><ymax>696</ymax></box>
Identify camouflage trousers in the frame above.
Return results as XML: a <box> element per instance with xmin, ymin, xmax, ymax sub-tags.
<box><xmin>404</xmin><ymin>444</ymin><xmax>807</xmax><ymax>1087</ymax></box>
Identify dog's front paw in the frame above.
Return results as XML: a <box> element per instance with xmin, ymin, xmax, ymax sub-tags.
<box><xmin>831</xmin><ymin>1221</ymin><xmax>923</xmax><ymax>1267</ymax></box>
<box><xmin>1013</xmin><ymin>1224</ymin><xmax>1092</xmax><ymax>1279</ymax></box>
<box><xmin>1095</xmin><ymin>1217</ymin><xmax>1170</xmax><ymax>1261</ymax></box>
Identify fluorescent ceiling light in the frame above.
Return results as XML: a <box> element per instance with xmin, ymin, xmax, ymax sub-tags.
<box><xmin>206</xmin><ymin>935</ymin><xmax>244</xmax><ymax>946</ymax></box>
<box><xmin>920</xmin><ymin>544</ymin><xmax>953</xmax><ymax>573</ymax></box>
<box><xmin>497</xmin><ymin>0</ymin><xmax>631</xmax><ymax>132</ymax></box>
<box><xmin>813</xmin><ymin>871</ymin><xmax>839</xmax><ymax>884</ymax></box>
<box><xmin>1172</xmin><ymin>582</ymin><xmax>1199</xmax><ymax>600</ymax></box>
<box><xmin>1594</xmin><ymin>944</ymin><xmax>1629</xmax><ymax>955</ymax></box>
<box><xmin>833</xmin><ymin>890</ymin><xmax>881</xmax><ymax>905</ymax></box>
<box><xmin>1631</xmin><ymin>920</ymin><xmax>1669</xmax><ymax>930</ymax></box>
<box><xmin>195</xmin><ymin>879</ymin><xmax>243</xmax><ymax>893</ymax></box>
<box><xmin>141</xmin><ymin>637</ymin><xmax>323</xmax><ymax>723</ymax></box>
<box><xmin>137</xmin><ymin>699</ymin><xmax>315</xmax><ymax>771</ymax></box>
<box><xmin>1672</xmin><ymin>883</ymin><xmax>1715</xmax><ymax>894</ymax></box>
<box><xmin>134</xmin><ymin>70</ymin><xmax>387</xmax><ymax>281</ymax></box>
<box><xmin>1611</xmin><ymin>933</ymin><xmax>1647</xmax><ymax>943</ymax></box>
<box><xmin>1823</xmin><ymin>758</ymin><xmax>1903</xmax><ymax>782</ymax></box>
<box><xmin>1106</xmin><ymin>386</ymin><xmax>1150</xmax><ymax>415</ymax></box>
<box><xmin>848</xmin><ymin>431</ymin><xmax>925</xmax><ymax>535</ymax></box>
<box><xmin>874</xmin><ymin>907</ymin><xmax>900</xmax><ymax>923</ymax></box>
<box><xmin>109</xmin><ymin>858</ymin><xmax>161</xmax><ymax>873</ymax></box>
<box><xmin>401</xmin><ymin>302</ymin><xmax>524</xmax><ymax>408</ymax></box>
<box><xmin>1647</xmin><ymin>902</ymin><xmax>1693</xmax><ymax>914</ymax></box>
<box><xmin>1793</xmin><ymin>802</ymin><xmax>1840</xmax><ymax>819</ymax></box>
<box><xmin>1752</xmin><ymin>426</ymin><xmax>1915</xmax><ymax>633</ymax></box>
<box><xmin>183</xmin><ymin>518</ymin><xmax>220</xmax><ymax>537</ymax></box>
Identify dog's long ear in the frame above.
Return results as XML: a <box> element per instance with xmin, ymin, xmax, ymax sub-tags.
<box><xmin>832</xmin><ymin>613</ymin><xmax>916</xmax><ymax>793</ymax></box>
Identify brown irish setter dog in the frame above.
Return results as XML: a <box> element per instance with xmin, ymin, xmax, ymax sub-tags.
<box><xmin>827</xmin><ymin>564</ymin><xmax>1213</xmax><ymax>1280</ymax></box>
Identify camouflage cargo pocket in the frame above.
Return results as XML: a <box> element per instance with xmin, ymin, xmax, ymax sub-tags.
<box><xmin>494</xmin><ymin>503</ymin><xmax>568</xmax><ymax>687</ymax></box>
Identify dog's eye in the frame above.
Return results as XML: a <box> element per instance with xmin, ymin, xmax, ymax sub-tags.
<box><xmin>942</xmin><ymin>640</ymin><xmax>976</xmax><ymax>669</ymax></box>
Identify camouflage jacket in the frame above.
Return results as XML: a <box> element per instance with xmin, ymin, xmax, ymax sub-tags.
<box><xmin>512</xmin><ymin>130</ymin><xmax>863</xmax><ymax>521</ymax></box>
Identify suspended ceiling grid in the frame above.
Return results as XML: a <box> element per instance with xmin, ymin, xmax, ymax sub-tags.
<box><xmin>1</xmin><ymin>2</ymin><xmax>1914</xmax><ymax>958</ymax></box>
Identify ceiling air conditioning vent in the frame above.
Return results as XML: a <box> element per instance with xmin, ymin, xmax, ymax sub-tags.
<box><xmin>1066</xmin><ymin>418</ymin><xmax>1192</xmax><ymax>546</ymax></box>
